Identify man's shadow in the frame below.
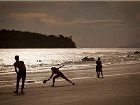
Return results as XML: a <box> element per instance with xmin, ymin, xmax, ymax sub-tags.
<box><xmin>13</xmin><ymin>92</ymin><xmax>25</xmax><ymax>96</ymax></box>
<box><xmin>48</xmin><ymin>84</ymin><xmax>74</xmax><ymax>88</ymax></box>
<box><xmin>0</xmin><ymin>92</ymin><xmax>25</xmax><ymax>96</ymax></box>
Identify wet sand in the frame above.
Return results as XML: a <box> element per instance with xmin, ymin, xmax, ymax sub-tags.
<box><xmin>0</xmin><ymin>63</ymin><xmax>140</xmax><ymax>105</ymax></box>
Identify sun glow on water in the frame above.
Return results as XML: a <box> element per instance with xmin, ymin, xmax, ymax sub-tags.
<box><xmin>0</xmin><ymin>48</ymin><xmax>140</xmax><ymax>74</ymax></box>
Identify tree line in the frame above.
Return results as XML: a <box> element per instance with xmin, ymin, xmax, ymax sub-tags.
<box><xmin>0</xmin><ymin>29</ymin><xmax>76</xmax><ymax>48</ymax></box>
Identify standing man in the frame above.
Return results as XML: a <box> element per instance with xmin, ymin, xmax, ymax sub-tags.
<box><xmin>96</xmin><ymin>57</ymin><xmax>103</xmax><ymax>78</ymax></box>
<box><xmin>14</xmin><ymin>55</ymin><xmax>26</xmax><ymax>93</ymax></box>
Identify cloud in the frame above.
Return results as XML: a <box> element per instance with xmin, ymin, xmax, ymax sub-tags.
<box><xmin>72</xmin><ymin>19</ymin><xmax>122</xmax><ymax>23</ymax></box>
<box><xmin>8</xmin><ymin>12</ymin><xmax>67</xmax><ymax>29</ymax></box>
<box><xmin>9</xmin><ymin>13</ymin><xmax>56</xmax><ymax>23</ymax></box>
<box><xmin>9</xmin><ymin>12</ymin><xmax>123</xmax><ymax>23</ymax></box>
<box><xmin>70</xmin><ymin>19</ymin><xmax>124</xmax><ymax>27</ymax></box>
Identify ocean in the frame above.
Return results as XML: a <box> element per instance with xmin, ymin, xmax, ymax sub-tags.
<box><xmin>0</xmin><ymin>48</ymin><xmax>140</xmax><ymax>87</ymax></box>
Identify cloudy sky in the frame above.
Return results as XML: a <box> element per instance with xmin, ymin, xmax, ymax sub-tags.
<box><xmin>0</xmin><ymin>1</ymin><xmax>140</xmax><ymax>47</ymax></box>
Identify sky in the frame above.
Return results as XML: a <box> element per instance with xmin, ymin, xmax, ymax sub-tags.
<box><xmin>0</xmin><ymin>1</ymin><xmax>140</xmax><ymax>47</ymax></box>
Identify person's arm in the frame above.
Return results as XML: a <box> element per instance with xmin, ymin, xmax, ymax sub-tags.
<box><xmin>23</xmin><ymin>62</ymin><xmax>26</xmax><ymax>71</ymax></box>
<box><xmin>14</xmin><ymin>63</ymin><xmax>18</xmax><ymax>73</ymax></box>
<box><xmin>59</xmin><ymin>65</ymin><xmax>65</xmax><ymax>68</ymax></box>
<box><xmin>96</xmin><ymin>61</ymin><xmax>98</xmax><ymax>65</ymax></box>
<box><xmin>47</xmin><ymin>72</ymin><xmax>54</xmax><ymax>81</ymax></box>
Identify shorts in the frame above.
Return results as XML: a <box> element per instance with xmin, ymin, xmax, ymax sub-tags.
<box><xmin>96</xmin><ymin>66</ymin><xmax>102</xmax><ymax>72</ymax></box>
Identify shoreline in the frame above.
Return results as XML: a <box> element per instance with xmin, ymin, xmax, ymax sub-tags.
<box><xmin>0</xmin><ymin>62</ymin><xmax>140</xmax><ymax>88</ymax></box>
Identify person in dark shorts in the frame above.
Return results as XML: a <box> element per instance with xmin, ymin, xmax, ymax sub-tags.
<box><xmin>44</xmin><ymin>65</ymin><xmax>75</xmax><ymax>87</ymax></box>
<box><xmin>14</xmin><ymin>55</ymin><xmax>26</xmax><ymax>93</ymax></box>
<box><xmin>96</xmin><ymin>57</ymin><xmax>103</xmax><ymax>78</ymax></box>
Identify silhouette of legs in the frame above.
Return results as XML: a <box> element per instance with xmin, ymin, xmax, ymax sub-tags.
<box><xmin>96</xmin><ymin>66</ymin><xmax>100</xmax><ymax>78</ymax></box>
<box><xmin>98</xmin><ymin>71</ymin><xmax>103</xmax><ymax>78</ymax></box>
<box><xmin>15</xmin><ymin>75</ymin><xmax>21</xmax><ymax>93</ymax></box>
<box><xmin>21</xmin><ymin>76</ymin><xmax>26</xmax><ymax>93</ymax></box>
<box><xmin>52</xmin><ymin>74</ymin><xmax>75</xmax><ymax>87</ymax></box>
<box><xmin>52</xmin><ymin>75</ymin><xmax>60</xmax><ymax>87</ymax></box>
<box><xmin>96</xmin><ymin>72</ymin><xmax>99</xmax><ymax>78</ymax></box>
<box><xmin>61</xmin><ymin>75</ymin><xmax>75</xmax><ymax>85</ymax></box>
<box><xmin>15</xmin><ymin>75</ymin><xmax>26</xmax><ymax>93</ymax></box>
<box><xmin>100</xmin><ymin>71</ymin><xmax>103</xmax><ymax>78</ymax></box>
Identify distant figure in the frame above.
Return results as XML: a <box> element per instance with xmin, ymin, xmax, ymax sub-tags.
<box><xmin>14</xmin><ymin>55</ymin><xmax>26</xmax><ymax>93</ymax></box>
<box><xmin>43</xmin><ymin>65</ymin><xmax>75</xmax><ymax>87</ymax></box>
<box><xmin>127</xmin><ymin>54</ymin><xmax>129</xmax><ymax>58</ymax></box>
<box><xmin>96</xmin><ymin>57</ymin><xmax>103</xmax><ymax>78</ymax></box>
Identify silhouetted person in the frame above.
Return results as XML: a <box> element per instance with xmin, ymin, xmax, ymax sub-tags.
<box><xmin>14</xmin><ymin>55</ymin><xmax>26</xmax><ymax>93</ymax></box>
<box><xmin>96</xmin><ymin>57</ymin><xmax>103</xmax><ymax>78</ymax></box>
<box><xmin>44</xmin><ymin>65</ymin><xmax>75</xmax><ymax>87</ymax></box>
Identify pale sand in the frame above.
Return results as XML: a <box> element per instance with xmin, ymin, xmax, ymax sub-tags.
<box><xmin>0</xmin><ymin>63</ymin><xmax>140</xmax><ymax>105</ymax></box>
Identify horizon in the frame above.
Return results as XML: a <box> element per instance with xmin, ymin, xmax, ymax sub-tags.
<box><xmin>0</xmin><ymin>1</ymin><xmax>140</xmax><ymax>48</ymax></box>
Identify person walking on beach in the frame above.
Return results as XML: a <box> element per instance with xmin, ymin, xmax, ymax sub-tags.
<box><xmin>96</xmin><ymin>57</ymin><xmax>103</xmax><ymax>78</ymax></box>
<box><xmin>43</xmin><ymin>65</ymin><xmax>75</xmax><ymax>87</ymax></box>
<box><xmin>14</xmin><ymin>55</ymin><xmax>26</xmax><ymax>93</ymax></box>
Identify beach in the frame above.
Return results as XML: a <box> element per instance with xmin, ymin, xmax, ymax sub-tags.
<box><xmin>0</xmin><ymin>63</ymin><xmax>140</xmax><ymax>105</ymax></box>
<box><xmin>1</xmin><ymin>1</ymin><xmax>140</xmax><ymax>104</ymax></box>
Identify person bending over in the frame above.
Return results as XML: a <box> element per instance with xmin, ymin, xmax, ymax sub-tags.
<box><xmin>44</xmin><ymin>65</ymin><xmax>75</xmax><ymax>87</ymax></box>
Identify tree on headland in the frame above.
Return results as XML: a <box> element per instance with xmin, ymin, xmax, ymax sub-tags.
<box><xmin>0</xmin><ymin>29</ymin><xmax>76</xmax><ymax>48</ymax></box>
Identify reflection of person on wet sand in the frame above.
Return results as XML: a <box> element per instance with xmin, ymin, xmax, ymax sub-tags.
<box><xmin>96</xmin><ymin>57</ymin><xmax>103</xmax><ymax>78</ymax></box>
<box><xmin>14</xmin><ymin>55</ymin><xmax>26</xmax><ymax>94</ymax></box>
<box><xmin>43</xmin><ymin>65</ymin><xmax>75</xmax><ymax>87</ymax></box>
